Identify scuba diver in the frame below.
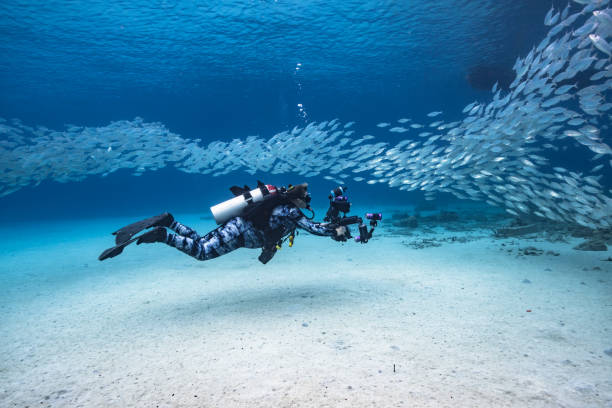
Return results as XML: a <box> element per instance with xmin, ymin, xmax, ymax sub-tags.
<box><xmin>99</xmin><ymin>182</ymin><xmax>380</xmax><ymax>264</ymax></box>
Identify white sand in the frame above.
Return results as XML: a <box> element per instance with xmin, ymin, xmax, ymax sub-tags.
<box><xmin>1</xmin><ymin>213</ymin><xmax>611</xmax><ymax>407</ymax></box>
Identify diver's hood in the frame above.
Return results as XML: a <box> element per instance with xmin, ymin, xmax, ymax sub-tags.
<box><xmin>287</xmin><ymin>183</ymin><xmax>310</xmax><ymax>208</ymax></box>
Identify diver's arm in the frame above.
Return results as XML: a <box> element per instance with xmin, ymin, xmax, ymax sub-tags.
<box><xmin>286</xmin><ymin>206</ymin><xmax>344</xmax><ymax>238</ymax></box>
<box><xmin>296</xmin><ymin>216</ymin><xmax>336</xmax><ymax>236</ymax></box>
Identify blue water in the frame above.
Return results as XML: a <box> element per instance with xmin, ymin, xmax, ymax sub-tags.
<box><xmin>0</xmin><ymin>0</ymin><xmax>574</xmax><ymax>221</ymax></box>
<box><xmin>2</xmin><ymin>2</ymin><xmax>612</xmax><ymax>406</ymax></box>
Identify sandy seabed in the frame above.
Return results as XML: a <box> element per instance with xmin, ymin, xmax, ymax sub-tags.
<box><xmin>1</xmin><ymin>213</ymin><xmax>611</xmax><ymax>408</ymax></box>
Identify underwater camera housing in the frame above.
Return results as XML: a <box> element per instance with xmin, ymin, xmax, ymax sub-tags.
<box><xmin>324</xmin><ymin>185</ymin><xmax>382</xmax><ymax>244</ymax></box>
<box><xmin>355</xmin><ymin>213</ymin><xmax>382</xmax><ymax>243</ymax></box>
<box><xmin>324</xmin><ymin>185</ymin><xmax>351</xmax><ymax>224</ymax></box>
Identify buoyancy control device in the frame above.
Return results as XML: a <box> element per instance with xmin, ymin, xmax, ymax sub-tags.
<box><xmin>209</xmin><ymin>181</ymin><xmax>315</xmax><ymax>264</ymax></box>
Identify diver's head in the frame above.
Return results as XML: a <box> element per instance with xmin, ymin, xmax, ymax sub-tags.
<box><xmin>288</xmin><ymin>182</ymin><xmax>311</xmax><ymax>208</ymax></box>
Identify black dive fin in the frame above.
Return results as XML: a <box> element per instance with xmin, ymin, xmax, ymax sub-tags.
<box><xmin>230</xmin><ymin>185</ymin><xmax>249</xmax><ymax>196</ymax></box>
<box><xmin>229</xmin><ymin>186</ymin><xmax>243</xmax><ymax>196</ymax></box>
<box><xmin>257</xmin><ymin>180</ymin><xmax>265</xmax><ymax>188</ymax></box>
<box><xmin>99</xmin><ymin>235</ymin><xmax>139</xmax><ymax>261</ymax></box>
<box><xmin>112</xmin><ymin>213</ymin><xmax>171</xmax><ymax>245</ymax></box>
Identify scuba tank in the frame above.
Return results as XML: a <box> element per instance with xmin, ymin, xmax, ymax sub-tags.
<box><xmin>210</xmin><ymin>181</ymin><xmax>278</xmax><ymax>225</ymax></box>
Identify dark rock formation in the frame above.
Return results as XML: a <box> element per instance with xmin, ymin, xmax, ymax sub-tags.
<box><xmin>520</xmin><ymin>246</ymin><xmax>544</xmax><ymax>256</ymax></box>
<box><xmin>573</xmin><ymin>240</ymin><xmax>608</xmax><ymax>251</ymax></box>
<box><xmin>436</xmin><ymin>211</ymin><xmax>459</xmax><ymax>222</ymax></box>
<box><xmin>390</xmin><ymin>212</ymin><xmax>419</xmax><ymax>228</ymax></box>
<box><xmin>495</xmin><ymin>223</ymin><xmax>541</xmax><ymax>238</ymax></box>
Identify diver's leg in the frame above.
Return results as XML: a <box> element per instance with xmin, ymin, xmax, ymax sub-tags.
<box><xmin>168</xmin><ymin>220</ymin><xmax>205</xmax><ymax>241</ymax></box>
<box><xmin>165</xmin><ymin>217</ymin><xmax>256</xmax><ymax>261</ymax></box>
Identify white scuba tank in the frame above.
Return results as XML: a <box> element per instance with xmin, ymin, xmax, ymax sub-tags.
<box><xmin>210</xmin><ymin>184</ymin><xmax>278</xmax><ymax>224</ymax></box>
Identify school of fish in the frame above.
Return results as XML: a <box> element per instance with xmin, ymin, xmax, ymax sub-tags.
<box><xmin>0</xmin><ymin>0</ymin><xmax>611</xmax><ymax>229</ymax></box>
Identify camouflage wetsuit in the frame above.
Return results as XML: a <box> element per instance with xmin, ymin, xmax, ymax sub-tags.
<box><xmin>164</xmin><ymin>203</ymin><xmax>336</xmax><ymax>261</ymax></box>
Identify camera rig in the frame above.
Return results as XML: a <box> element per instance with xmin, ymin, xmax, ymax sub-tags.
<box><xmin>323</xmin><ymin>185</ymin><xmax>382</xmax><ymax>244</ymax></box>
